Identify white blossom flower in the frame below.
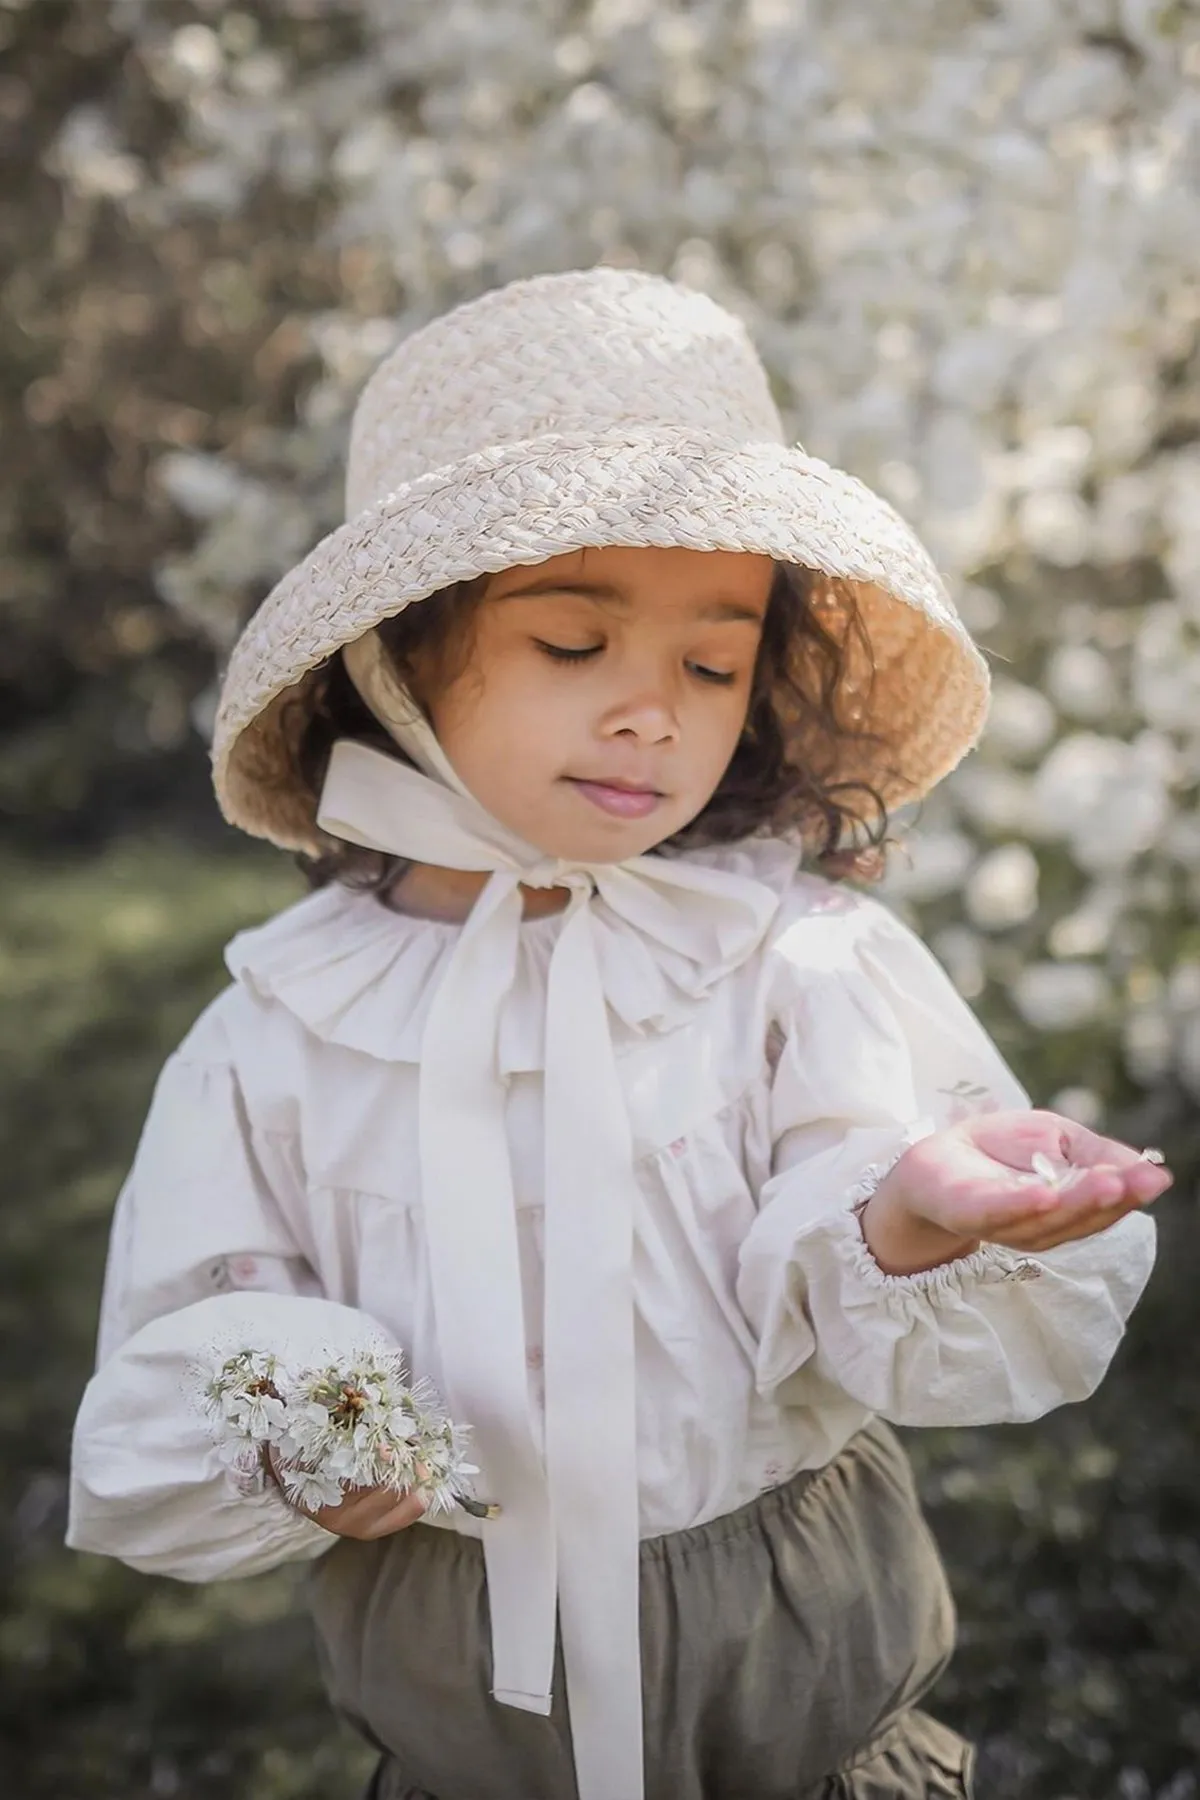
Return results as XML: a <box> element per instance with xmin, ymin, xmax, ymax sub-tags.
<box><xmin>224</xmin><ymin>1386</ymin><xmax>289</xmax><ymax>1442</ymax></box>
<box><xmin>279</xmin><ymin>1466</ymin><xmax>347</xmax><ymax>1513</ymax></box>
<box><xmin>1017</xmin><ymin>490</ymin><xmax>1093</xmax><ymax>568</ymax></box>
<box><xmin>1046</xmin><ymin>881</ymin><xmax>1125</xmax><ymax>960</ymax></box>
<box><xmin>965</xmin><ymin>843</ymin><xmax>1040</xmax><ymax>932</ymax></box>
<box><xmin>1132</xmin><ymin>605</ymin><xmax>1200</xmax><ymax>734</ymax></box>
<box><xmin>1011</xmin><ymin>962</ymin><xmax>1111</xmax><ymax>1032</ymax></box>
<box><xmin>880</xmin><ymin>828</ymin><xmax>974</xmax><ymax>903</ymax></box>
<box><xmin>203</xmin><ymin>1345</ymin><xmax>491</xmax><ymax>1519</ymax></box>
<box><xmin>205</xmin><ymin>1350</ymin><xmax>292</xmax><ymax>1442</ymax></box>
<box><xmin>983</xmin><ymin>681</ymin><xmax>1057</xmax><ymax>762</ymax></box>
<box><xmin>1048</xmin><ymin>1087</ymin><xmax>1104</xmax><ymax>1130</ymax></box>
<box><xmin>1031</xmin><ymin>734</ymin><xmax>1171</xmax><ymax>873</ymax></box>
<box><xmin>214</xmin><ymin>1438</ymin><xmax>266</xmax><ymax>1486</ymax></box>
<box><xmin>1045</xmin><ymin>644</ymin><xmax>1120</xmax><ymax>723</ymax></box>
<box><xmin>949</xmin><ymin>765</ymin><xmax>1036</xmax><ymax>836</ymax></box>
<box><xmin>155</xmin><ymin>452</ymin><xmax>247</xmax><ymax>521</ymax></box>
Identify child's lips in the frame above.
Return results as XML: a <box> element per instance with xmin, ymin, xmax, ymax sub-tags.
<box><xmin>567</xmin><ymin>778</ymin><xmax>663</xmax><ymax>820</ymax></box>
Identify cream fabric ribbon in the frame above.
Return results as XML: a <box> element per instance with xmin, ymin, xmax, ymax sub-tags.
<box><xmin>318</xmin><ymin>629</ymin><xmax>781</xmax><ymax>1800</ymax></box>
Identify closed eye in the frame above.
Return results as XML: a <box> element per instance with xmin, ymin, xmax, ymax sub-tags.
<box><xmin>535</xmin><ymin>640</ymin><xmax>602</xmax><ymax>663</ymax></box>
<box><xmin>535</xmin><ymin>640</ymin><xmax>740</xmax><ymax>686</ymax></box>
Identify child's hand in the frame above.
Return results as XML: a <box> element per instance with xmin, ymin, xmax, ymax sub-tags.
<box><xmin>862</xmin><ymin>1110</ymin><xmax>1172</xmax><ymax>1277</ymax></box>
<box><xmin>266</xmin><ymin>1446</ymin><xmax>427</xmax><ymax>1539</ymax></box>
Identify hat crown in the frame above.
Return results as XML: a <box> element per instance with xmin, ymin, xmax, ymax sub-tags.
<box><xmin>344</xmin><ymin>268</ymin><xmax>786</xmax><ymax>518</ymax></box>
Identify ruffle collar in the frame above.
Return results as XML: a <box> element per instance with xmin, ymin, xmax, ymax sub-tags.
<box><xmin>224</xmin><ymin>838</ymin><xmax>802</xmax><ymax>1073</ymax></box>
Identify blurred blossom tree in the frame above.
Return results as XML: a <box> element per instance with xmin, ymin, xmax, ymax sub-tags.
<box><xmin>3</xmin><ymin>1</ymin><xmax>1200</xmax><ymax>1795</ymax></box>
<box><xmin>7</xmin><ymin>0</ymin><xmax>1200</xmax><ymax>1125</ymax></box>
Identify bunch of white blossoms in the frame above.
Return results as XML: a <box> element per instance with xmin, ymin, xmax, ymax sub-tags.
<box><xmin>203</xmin><ymin>1346</ymin><xmax>493</xmax><ymax>1519</ymax></box>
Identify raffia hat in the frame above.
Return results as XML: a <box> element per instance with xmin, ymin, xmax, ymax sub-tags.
<box><xmin>211</xmin><ymin>266</ymin><xmax>989</xmax><ymax>851</ymax></box>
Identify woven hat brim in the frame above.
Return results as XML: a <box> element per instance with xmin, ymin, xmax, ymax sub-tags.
<box><xmin>211</xmin><ymin>427</ymin><xmax>989</xmax><ymax>852</ymax></box>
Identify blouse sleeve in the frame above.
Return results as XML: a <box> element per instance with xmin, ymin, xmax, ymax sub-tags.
<box><xmin>67</xmin><ymin>998</ymin><xmax>399</xmax><ymax>1582</ymax></box>
<box><xmin>735</xmin><ymin>891</ymin><xmax>1156</xmax><ymax>1427</ymax></box>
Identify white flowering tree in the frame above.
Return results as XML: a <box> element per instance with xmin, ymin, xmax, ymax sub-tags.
<box><xmin>28</xmin><ymin>0</ymin><xmax>1199</xmax><ymax>1138</ymax></box>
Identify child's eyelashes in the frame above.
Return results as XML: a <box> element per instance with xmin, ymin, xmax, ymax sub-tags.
<box><xmin>532</xmin><ymin>639</ymin><xmax>738</xmax><ymax>686</ymax></box>
<box><xmin>535</xmin><ymin>639</ymin><xmax>602</xmax><ymax>664</ymax></box>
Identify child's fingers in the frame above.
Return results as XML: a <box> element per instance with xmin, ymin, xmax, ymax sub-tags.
<box><xmin>1121</xmin><ymin>1160</ymin><xmax>1174</xmax><ymax>1204</ymax></box>
<box><xmin>961</xmin><ymin>1166</ymin><xmax>1125</xmax><ymax>1234</ymax></box>
<box><xmin>1045</xmin><ymin>1160</ymin><xmax>1169</xmax><ymax>1213</ymax></box>
<box><xmin>970</xmin><ymin>1160</ymin><xmax>1169</xmax><ymax>1237</ymax></box>
<box><xmin>310</xmin><ymin>1483</ymin><xmax>426</xmax><ymax>1537</ymax></box>
<box><xmin>989</xmin><ymin>1194</ymin><xmax>1146</xmax><ymax>1253</ymax></box>
<box><xmin>1044</xmin><ymin>1124</ymin><xmax>1174</xmax><ymax>1204</ymax></box>
<box><xmin>332</xmin><ymin>1486</ymin><xmax>426</xmax><ymax>1538</ymax></box>
<box><xmin>343</xmin><ymin>1483</ymin><xmax>424</xmax><ymax>1518</ymax></box>
<box><xmin>963</xmin><ymin>1113</ymin><xmax>1171</xmax><ymax>1192</ymax></box>
<box><xmin>1054</xmin><ymin>1117</ymin><xmax>1165</xmax><ymax>1175</ymax></box>
<box><xmin>360</xmin><ymin>1492</ymin><xmax>427</xmax><ymax>1538</ymax></box>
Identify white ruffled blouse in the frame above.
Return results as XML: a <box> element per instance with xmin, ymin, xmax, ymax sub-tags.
<box><xmin>68</xmin><ymin>841</ymin><xmax>1154</xmax><ymax>1619</ymax></box>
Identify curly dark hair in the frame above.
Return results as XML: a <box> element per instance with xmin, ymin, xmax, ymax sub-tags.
<box><xmin>285</xmin><ymin>562</ymin><xmax>904</xmax><ymax>896</ymax></box>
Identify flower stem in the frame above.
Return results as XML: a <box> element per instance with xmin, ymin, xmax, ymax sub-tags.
<box><xmin>454</xmin><ymin>1490</ymin><xmax>501</xmax><ymax>1520</ymax></box>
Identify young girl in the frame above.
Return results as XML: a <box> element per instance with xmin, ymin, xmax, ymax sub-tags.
<box><xmin>68</xmin><ymin>268</ymin><xmax>1165</xmax><ymax>1800</ymax></box>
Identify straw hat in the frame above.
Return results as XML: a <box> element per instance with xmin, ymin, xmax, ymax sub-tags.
<box><xmin>211</xmin><ymin>267</ymin><xmax>989</xmax><ymax>851</ymax></box>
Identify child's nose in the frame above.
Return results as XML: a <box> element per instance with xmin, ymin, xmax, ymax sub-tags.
<box><xmin>605</xmin><ymin>687</ymin><xmax>682</xmax><ymax>744</ymax></box>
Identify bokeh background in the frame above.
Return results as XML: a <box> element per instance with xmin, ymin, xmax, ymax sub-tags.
<box><xmin>3</xmin><ymin>1</ymin><xmax>1200</xmax><ymax>1795</ymax></box>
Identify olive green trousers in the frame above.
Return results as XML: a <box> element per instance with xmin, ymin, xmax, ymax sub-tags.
<box><xmin>309</xmin><ymin>1420</ymin><xmax>975</xmax><ymax>1800</ymax></box>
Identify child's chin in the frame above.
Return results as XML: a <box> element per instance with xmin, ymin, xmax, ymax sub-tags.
<box><xmin>523</xmin><ymin>808</ymin><xmax>680</xmax><ymax>868</ymax></box>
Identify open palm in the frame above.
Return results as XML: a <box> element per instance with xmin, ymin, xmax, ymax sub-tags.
<box><xmin>884</xmin><ymin>1110</ymin><xmax>1170</xmax><ymax>1254</ymax></box>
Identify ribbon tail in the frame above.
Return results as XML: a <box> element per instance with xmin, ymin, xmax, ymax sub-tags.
<box><xmin>419</xmin><ymin>877</ymin><xmax>557</xmax><ymax>1715</ymax></box>
<box><xmin>544</xmin><ymin>904</ymin><xmax>644</xmax><ymax>1800</ymax></box>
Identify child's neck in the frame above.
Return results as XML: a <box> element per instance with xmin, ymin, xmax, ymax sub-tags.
<box><xmin>383</xmin><ymin>862</ymin><xmax>571</xmax><ymax>924</ymax></box>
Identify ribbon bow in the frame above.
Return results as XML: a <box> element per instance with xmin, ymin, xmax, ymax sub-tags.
<box><xmin>316</xmin><ymin>629</ymin><xmax>780</xmax><ymax>1800</ymax></box>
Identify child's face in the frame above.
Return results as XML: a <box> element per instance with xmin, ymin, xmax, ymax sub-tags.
<box><xmin>422</xmin><ymin>545</ymin><xmax>774</xmax><ymax>863</ymax></box>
